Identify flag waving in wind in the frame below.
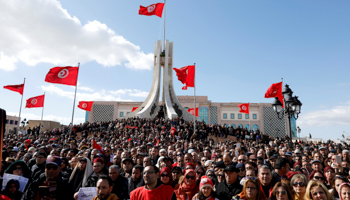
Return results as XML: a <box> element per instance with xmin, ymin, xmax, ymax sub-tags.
<box><xmin>187</xmin><ymin>107</ymin><xmax>199</xmax><ymax>117</ymax></box>
<box><xmin>4</xmin><ymin>84</ymin><xmax>24</xmax><ymax>95</ymax></box>
<box><xmin>139</xmin><ymin>3</ymin><xmax>164</xmax><ymax>18</ymax></box>
<box><xmin>45</xmin><ymin>66</ymin><xmax>79</xmax><ymax>86</ymax></box>
<box><xmin>26</xmin><ymin>94</ymin><xmax>45</xmax><ymax>108</ymax></box>
<box><xmin>78</xmin><ymin>101</ymin><xmax>93</xmax><ymax>112</ymax></box>
<box><xmin>265</xmin><ymin>82</ymin><xmax>284</xmax><ymax>107</ymax></box>
<box><xmin>238</xmin><ymin>103</ymin><xmax>249</xmax><ymax>114</ymax></box>
<box><xmin>174</xmin><ymin>65</ymin><xmax>195</xmax><ymax>90</ymax></box>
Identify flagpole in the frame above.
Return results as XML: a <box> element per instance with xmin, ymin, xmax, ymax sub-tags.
<box><xmin>18</xmin><ymin>78</ymin><xmax>25</xmax><ymax>133</ymax></box>
<box><xmin>70</xmin><ymin>63</ymin><xmax>80</xmax><ymax>134</ymax></box>
<box><xmin>193</xmin><ymin>63</ymin><xmax>196</xmax><ymax>135</ymax></box>
<box><xmin>39</xmin><ymin>92</ymin><xmax>45</xmax><ymax>134</ymax></box>
<box><xmin>163</xmin><ymin>0</ymin><xmax>166</xmax><ymax>50</ymax></box>
<box><xmin>248</xmin><ymin>102</ymin><xmax>251</xmax><ymax>133</ymax></box>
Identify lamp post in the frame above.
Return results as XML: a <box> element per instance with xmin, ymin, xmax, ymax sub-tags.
<box><xmin>271</xmin><ymin>84</ymin><xmax>302</xmax><ymax>146</ymax></box>
<box><xmin>21</xmin><ymin>118</ymin><xmax>29</xmax><ymax>130</ymax></box>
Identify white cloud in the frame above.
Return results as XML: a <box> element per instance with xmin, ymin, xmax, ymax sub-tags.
<box><xmin>0</xmin><ymin>0</ymin><xmax>153</xmax><ymax>71</ymax></box>
<box><xmin>298</xmin><ymin>101</ymin><xmax>350</xmax><ymax>127</ymax></box>
<box><xmin>41</xmin><ymin>85</ymin><xmax>148</xmax><ymax>101</ymax></box>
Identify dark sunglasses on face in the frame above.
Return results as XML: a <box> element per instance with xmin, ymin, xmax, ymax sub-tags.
<box><xmin>293</xmin><ymin>182</ymin><xmax>306</xmax><ymax>187</ymax></box>
<box><xmin>276</xmin><ymin>191</ymin><xmax>287</xmax><ymax>195</ymax></box>
<box><xmin>45</xmin><ymin>165</ymin><xmax>58</xmax><ymax>170</ymax></box>
<box><xmin>314</xmin><ymin>176</ymin><xmax>324</xmax><ymax>180</ymax></box>
<box><xmin>186</xmin><ymin>175</ymin><xmax>195</xmax><ymax>180</ymax></box>
<box><xmin>161</xmin><ymin>174</ymin><xmax>169</xmax><ymax>177</ymax></box>
<box><xmin>172</xmin><ymin>171</ymin><xmax>181</xmax><ymax>174</ymax></box>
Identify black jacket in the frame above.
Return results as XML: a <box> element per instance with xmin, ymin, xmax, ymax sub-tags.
<box><xmin>21</xmin><ymin>173</ymin><xmax>74</xmax><ymax>200</ymax></box>
<box><xmin>128</xmin><ymin>176</ymin><xmax>144</xmax><ymax>194</ymax></box>
<box><xmin>111</xmin><ymin>175</ymin><xmax>129</xmax><ymax>200</ymax></box>
<box><xmin>216</xmin><ymin>179</ymin><xmax>242</xmax><ymax>200</ymax></box>
<box><xmin>84</xmin><ymin>168</ymin><xmax>109</xmax><ymax>187</ymax></box>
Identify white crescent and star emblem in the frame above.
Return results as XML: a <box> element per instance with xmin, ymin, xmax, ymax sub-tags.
<box><xmin>31</xmin><ymin>99</ymin><xmax>37</xmax><ymax>105</ymax></box>
<box><xmin>82</xmin><ymin>103</ymin><xmax>87</xmax><ymax>108</ymax></box>
<box><xmin>58</xmin><ymin>69</ymin><xmax>69</xmax><ymax>79</ymax></box>
<box><xmin>147</xmin><ymin>5</ymin><xmax>156</xmax><ymax>13</ymax></box>
<box><xmin>242</xmin><ymin>106</ymin><xmax>247</xmax><ymax>110</ymax></box>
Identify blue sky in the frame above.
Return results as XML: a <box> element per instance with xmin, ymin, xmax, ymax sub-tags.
<box><xmin>1</xmin><ymin>0</ymin><xmax>349</xmax><ymax>140</ymax></box>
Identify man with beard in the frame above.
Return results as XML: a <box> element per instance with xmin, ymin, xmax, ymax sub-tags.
<box><xmin>69</xmin><ymin>157</ymin><xmax>93</xmax><ymax>193</ymax></box>
<box><xmin>31</xmin><ymin>152</ymin><xmax>47</xmax><ymax>180</ymax></box>
<box><xmin>128</xmin><ymin>165</ymin><xmax>144</xmax><ymax>194</ymax></box>
<box><xmin>130</xmin><ymin>164</ymin><xmax>176</xmax><ymax>200</ymax></box>
<box><xmin>85</xmin><ymin>158</ymin><xmax>109</xmax><ymax>187</ymax></box>
<box><xmin>92</xmin><ymin>175</ymin><xmax>118</xmax><ymax>200</ymax></box>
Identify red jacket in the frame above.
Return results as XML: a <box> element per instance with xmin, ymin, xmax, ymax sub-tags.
<box><xmin>130</xmin><ymin>184</ymin><xmax>174</xmax><ymax>200</ymax></box>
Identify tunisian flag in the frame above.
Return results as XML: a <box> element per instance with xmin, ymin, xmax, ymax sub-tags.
<box><xmin>3</xmin><ymin>84</ymin><xmax>24</xmax><ymax>95</ymax></box>
<box><xmin>78</xmin><ymin>101</ymin><xmax>93</xmax><ymax>112</ymax></box>
<box><xmin>174</xmin><ymin>65</ymin><xmax>195</xmax><ymax>90</ymax></box>
<box><xmin>264</xmin><ymin>82</ymin><xmax>284</xmax><ymax>107</ymax></box>
<box><xmin>25</xmin><ymin>94</ymin><xmax>45</xmax><ymax>108</ymax></box>
<box><xmin>139</xmin><ymin>3</ymin><xmax>164</xmax><ymax>18</ymax></box>
<box><xmin>131</xmin><ymin>107</ymin><xmax>139</xmax><ymax>112</ymax></box>
<box><xmin>188</xmin><ymin>107</ymin><xmax>199</xmax><ymax>117</ymax></box>
<box><xmin>45</xmin><ymin>66</ymin><xmax>79</xmax><ymax>86</ymax></box>
<box><xmin>238</xmin><ymin>103</ymin><xmax>249</xmax><ymax>114</ymax></box>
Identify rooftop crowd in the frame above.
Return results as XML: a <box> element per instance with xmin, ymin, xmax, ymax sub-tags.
<box><xmin>1</xmin><ymin>116</ymin><xmax>350</xmax><ymax>200</ymax></box>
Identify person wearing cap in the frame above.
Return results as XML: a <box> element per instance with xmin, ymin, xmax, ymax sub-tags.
<box><xmin>22</xmin><ymin>156</ymin><xmax>74</xmax><ymax>200</ymax></box>
<box><xmin>215</xmin><ymin>165</ymin><xmax>242</xmax><ymax>200</ymax></box>
<box><xmin>121</xmin><ymin>158</ymin><xmax>134</xmax><ymax>178</ymax></box>
<box><xmin>319</xmin><ymin>146</ymin><xmax>328</xmax><ymax>161</ymax></box>
<box><xmin>311</xmin><ymin>160</ymin><xmax>323</xmax><ymax>172</ymax></box>
<box><xmin>84</xmin><ymin>158</ymin><xmax>109</xmax><ymax>187</ymax></box>
<box><xmin>192</xmin><ymin>176</ymin><xmax>218</xmax><ymax>200</ymax></box>
<box><xmin>236</xmin><ymin>163</ymin><xmax>246</xmax><ymax>179</ymax></box>
<box><xmin>31</xmin><ymin>151</ymin><xmax>47</xmax><ymax>181</ymax></box>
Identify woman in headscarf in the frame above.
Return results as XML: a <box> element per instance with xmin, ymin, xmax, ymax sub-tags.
<box><xmin>69</xmin><ymin>157</ymin><xmax>93</xmax><ymax>193</ymax></box>
<box><xmin>2</xmin><ymin>179</ymin><xmax>22</xmax><ymax>200</ymax></box>
<box><xmin>160</xmin><ymin>167</ymin><xmax>176</xmax><ymax>188</ymax></box>
<box><xmin>175</xmin><ymin>169</ymin><xmax>199</xmax><ymax>200</ymax></box>
<box><xmin>4</xmin><ymin>160</ymin><xmax>31</xmax><ymax>180</ymax></box>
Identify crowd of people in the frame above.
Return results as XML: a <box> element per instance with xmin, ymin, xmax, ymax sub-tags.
<box><xmin>0</xmin><ymin>116</ymin><xmax>350</xmax><ymax>200</ymax></box>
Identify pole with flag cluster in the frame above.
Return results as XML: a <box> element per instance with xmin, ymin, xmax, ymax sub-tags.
<box><xmin>3</xmin><ymin>78</ymin><xmax>25</xmax><ymax>133</ymax></box>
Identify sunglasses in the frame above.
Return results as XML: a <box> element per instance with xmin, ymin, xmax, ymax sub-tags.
<box><xmin>293</xmin><ymin>182</ymin><xmax>306</xmax><ymax>187</ymax></box>
<box><xmin>45</xmin><ymin>165</ymin><xmax>58</xmax><ymax>170</ymax></box>
<box><xmin>177</xmin><ymin>154</ymin><xmax>183</xmax><ymax>157</ymax></box>
<box><xmin>247</xmin><ymin>177</ymin><xmax>257</xmax><ymax>181</ymax></box>
<box><xmin>276</xmin><ymin>191</ymin><xmax>287</xmax><ymax>195</ymax></box>
<box><xmin>314</xmin><ymin>176</ymin><xmax>324</xmax><ymax>180</ymax></box>
<box><xmin>172</xmin><ymin>171</ymin><xmax>181</xmax><ymax>174</ymax></box>
<box><xmin>161</xmin><ymin>174</ymin><xmax>170</xmax><ymax>177</ymax></box>
<box><xmin>186</xmin><ymin>175</ymin><xmax>195</xmax><ymax>180</ymax></box>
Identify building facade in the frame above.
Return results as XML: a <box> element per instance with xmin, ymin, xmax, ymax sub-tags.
<box><xmin>87</xmin><ymin>96</ymin><xmax>296</xmax><ymax>138</ymax></box>
<box><xmin>5</xmin><ymin>115</ymin><xmax>20</xmax><ymax>134</ymax></box>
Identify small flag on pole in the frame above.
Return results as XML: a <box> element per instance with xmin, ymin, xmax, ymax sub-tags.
<box><xmin>25</xmin><ymin>94</ymin><xmax>45</xmax><ymax>108</ymax></box>
<box><xmin>3</xmin><ymin>83</ymin><xmax>24</xmax><ymax>95</ymax></box>
<box><xmin>78</xmin><ymin>101</ymin><xmax>93</xmax><ymax>112</ymax></box>
<box><xmin>139</xmin><ymin>3</ymin><xmax>165</xmax><ymax>18</ymax></box>
<box><xmin>45</xmin><ymin>66</ymin><xmax>79</xmax><ymax>86</ymax></box>
<box><xmin>265</xmin><ymin>82</ymin><xmax>284</xmax><ymax>107</ymax></box>
<box><xmin>238</xmin><ymin>103</ymin><xmax>249</xmax><ymax>114</ymax></box>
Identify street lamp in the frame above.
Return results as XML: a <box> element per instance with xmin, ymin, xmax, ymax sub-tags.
<box><xmin>271</xmin><ymin>84</ymin><xmax>302</xmax><ymax>145</ymax></box>
<box><xmin>21</xmin><ymin>118</ymin><xmax>29</xmax><ymax>129</ymax></box>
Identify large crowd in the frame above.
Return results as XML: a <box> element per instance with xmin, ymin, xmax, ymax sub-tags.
<box><xmin>0</xmin><ymin>116</ymin><xmax>350</xmax><ymax>200</ymax></box>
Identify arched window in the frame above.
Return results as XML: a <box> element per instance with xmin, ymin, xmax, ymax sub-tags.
<box><xmin>237</xmin><ymin>124</ymin><xmax>243</xmax><ymax>128</ymax></box>
<box><xmin>245</xmin><ymin>124</ymin><xmax>250</xmax><ymax>131</ymax></box>
<box><xmin>230</xmin><ymin>124</ymin><xmax>236</xmax><ymax>128</ymax></box>
<box><xmin>252</xmin><ymin>124</ymin><xmax>259</xmax><ymax>131</ymax></box>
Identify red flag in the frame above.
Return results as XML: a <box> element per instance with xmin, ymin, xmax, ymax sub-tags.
<box><xmin>187</xmin><ymin>107</ymin><xmax>199</xmax><ymax>117</ymax></box>
<box><xmin>3</xmin><ymin>84</ymin><xmax>24</xmax><ymax>95</ymax></box>
<box><xmin>131</xmin><ymin>107</ymin><xmax>138</xmax><ymax>112</ymax></box>
<box><xmin>78</xmin><ymin>101</ymin><xmax>93</xmax><ymax>111</ymax></box>
<box><xmin>171</xmin><ymin>126</ymin><xmax>176</xmax><ymax>136</ymax></box>
<box><xmin>173</xmin><ymin>65</ymin><xmax>195</xmax><ymax>90</ymax></box>
<box><xmin>265</xmin><ymin>82</ymin><xmax>284</xmax><ymax>107</ymax></box>
<box><xmin>128</xmin><ymin>138</ymin><xmax>132</xmax><ymax>142</ymax></box>
<box><xmin>25</xmin><ymin>94</ymin><xmax>45</xmax><ymax>108</ymax></box>
<box><xmin>238</xmin><ymin>103</ymin><xmax>249</xmax><ymax>114</ymax></box>
<box><xmin>92</xmin><ymin>139</ymin><xmax>103</xmax><ymax>153</ymax></box>
<box><xmin>139</xmin><ymin>3</ymin><xmax>164</xmax><ymax>18</ymax></box>
<box><xmin>45</xmin><ymin>66</ymin><xmax>79</xmax><ymax>86</ymax></box>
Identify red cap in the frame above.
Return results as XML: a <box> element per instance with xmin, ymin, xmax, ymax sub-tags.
<box><xmin>25</xmin><ymin>139</ymin><xmax>31</xmax><ymax>144</ymax></box>
<box><xmin>200</xmin><ymin>176</ymin><xmax>213</xmax><ymax>190</ymax></box>
<box><xmin>93</xmin><ymin>158</ymin><xmax>104</xmax><ymax>164</ymax></box>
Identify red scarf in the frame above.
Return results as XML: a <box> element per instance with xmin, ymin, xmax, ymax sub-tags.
<box><xmin>175</xmin><ymin>169</ymin><xmax>199</xmax><ymax>200</ymax></box>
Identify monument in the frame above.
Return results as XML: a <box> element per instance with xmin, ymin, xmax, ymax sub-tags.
<box><xmin>126</xmin><ymin>40</ymin><xmax>195</xmax><ymax>121</ymax></box>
